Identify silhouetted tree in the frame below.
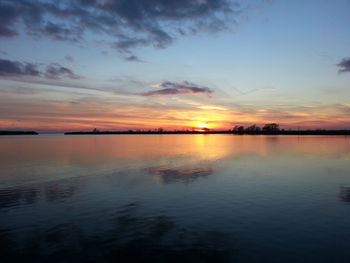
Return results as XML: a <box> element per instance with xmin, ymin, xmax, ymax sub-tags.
<box><xmin>233</xmin><ymin>125</ymin><xmax>245</xmax><ymax>133</ymax></box>
<box><xmin>245</xmin><ymin>125</ymin><xmax>261</xmax><ymax>133</ymax></box>
<box><xmin>262</xmin><ymin>123</ymin><xmax>280</xmax><ymax>132</ymax></box>
<box><xmin>93</xmin><ymin>128</ymin><xmax>100</xmax><ymax>133</ymax></box>
<box><xmin>203</xmin><ymin>128</ymin><xmax>210</xmax><ymax>133</ymax></box>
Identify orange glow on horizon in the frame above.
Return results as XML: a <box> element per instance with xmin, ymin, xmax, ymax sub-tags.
<box><xmin>1</xmin><ymin>97</ymin><xmax>349</xmax><ymax>131</ymax></box>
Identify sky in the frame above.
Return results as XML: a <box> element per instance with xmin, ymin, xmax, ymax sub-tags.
<box><xmin>0</xmin><ymin>0</ymin><xmax>349</xmax><ymax>132</ymax></box>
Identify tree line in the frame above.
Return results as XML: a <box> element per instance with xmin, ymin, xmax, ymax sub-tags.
<box><xmin>65</xmin><ymin>123</ymin><xmax>350</xmax><ymax>135</ymax></box>
<box><xmin>232</xmin><ymin>123</ymin><xmax>280</xmax><ymax>134</ymax></box>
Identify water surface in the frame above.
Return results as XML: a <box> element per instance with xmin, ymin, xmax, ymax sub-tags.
<box><xmin>1</xmin><ymin>135</ymin><xmax>350</xmax><ymax>262</ymax></box>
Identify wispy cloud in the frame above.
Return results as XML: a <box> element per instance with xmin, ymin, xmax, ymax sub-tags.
<box><xmin>64</xmin><ymin>56</ymin><xmax>74</xmax><ymax>62</ymax></box>
<box><xmin>125</xmin><ymin>55</ymin><xmax>143</xmax><ymax>62</ymax></box>
<box><xmin>0</xmin><ymin>58</ymin><xmax>81</xmax><ymax>80</ymax></box>
<box><xmin>0</xmin><ymin>59</ymin><xmax>40</xmax><ymax>77</ymax></box>
<box><xmin>337</xmin><ymin>57</ymin><xmax>350</xmax><ymax>73</ymax></box>
<box><xmin>45</xmin><ymin>63</ymin><xmax>80</xmax><ymax>80</ymax></box>
<box><xmin>232</xmin><ymin>86</ymin><xmax>276</xmax><ymax>95</ymax></box>
<box><xmin>141</xmin><ymin>81</ymin><xmax>213</xmax><ymax>97</ymax></box>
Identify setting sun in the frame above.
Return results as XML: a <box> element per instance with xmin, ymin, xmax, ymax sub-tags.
<box><xmin>189</xmin><ymin>121</ymin><xmax>215</xmax><ymax>130</ymax></box>
<box><xmin>197</xmin><ymin>122</ymin><xmax>209</xmax><ymax>129</ymax></box>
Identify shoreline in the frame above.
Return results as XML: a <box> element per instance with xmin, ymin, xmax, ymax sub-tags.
<box><xmin>0</xmin><ymin>131</ymin><xmax>38</xmax><ymax>135</ymax></box>
<box><xmin>64</xmin><ymin>130</ymin><xmax>350</xmax><ymax>136</ymax></box>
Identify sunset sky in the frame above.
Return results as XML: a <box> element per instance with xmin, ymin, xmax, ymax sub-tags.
<box><xmin>0</xmin><ymin>0</ymin><xmax>349</xmax><ymax>131</ymax></box>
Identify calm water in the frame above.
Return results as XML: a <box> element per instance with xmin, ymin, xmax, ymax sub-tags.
<box><xmin>1</xmin><ymin>134</ymin><xmax>350</xmax><ymax>262</ymax></box>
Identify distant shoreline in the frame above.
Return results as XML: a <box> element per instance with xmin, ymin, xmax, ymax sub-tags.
<box><xmin>0</xmin><ymin>131</ymin><xmax>38</xmax><ymax>135</ymax></box>
<box><xmin>64</xmin><ymin>130</ymin><xmax>350</xmax><ymax>136</ymax></box>
<box><xmin>1</xmin><ymin>130</ymin><xmax>349</xmax><ymax>136</ymax></box>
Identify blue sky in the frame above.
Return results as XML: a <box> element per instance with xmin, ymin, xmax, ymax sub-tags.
<box><xmin>0</xmin><ymin>0</ymin><xmax>349</xmax><ymax>131</ymax></box>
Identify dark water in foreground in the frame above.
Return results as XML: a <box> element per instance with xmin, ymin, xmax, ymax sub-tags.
<box><xmin>1</xmin><ymin>135</ymin><xmax>350</xmax><ymax>262</ymax></box>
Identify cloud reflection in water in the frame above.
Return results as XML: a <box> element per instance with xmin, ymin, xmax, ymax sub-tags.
<box><xmin>146</xmin><ymin>165</ymin><xmax>214</xmax><ymax>184</ymax></box>
<box><xmin>1</xmin><ymin>202</ymin><xmax>235</xmax><ymax>263</ymax></box>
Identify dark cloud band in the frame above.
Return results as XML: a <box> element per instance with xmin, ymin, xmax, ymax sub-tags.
<box><xmin>0</xmin><ymin>0</ymin><xmax>239</xmax><ymax>53</ymax></box>
<box><xmin>0</xmin><ymin>59</ymin><xmax>80</xmax><ymax>80</ymax></box>
<box><xmin>141</xmin><ymin>81</ymin><xmax>213</xmax><ymax>96</ymax></box>
<box><xmin>0</xmin><ymin>59</ymin><xmax>40</xmax><ymax>77</ymax></box>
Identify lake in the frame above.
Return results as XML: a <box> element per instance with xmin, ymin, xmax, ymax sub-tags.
<box><xmin>1</xmin><ymin>134</ymin><xmax>350</xmax><ymax>262</ymax></box>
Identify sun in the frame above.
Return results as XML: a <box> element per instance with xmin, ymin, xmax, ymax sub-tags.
<box><xmin>197</xmin><ymin>122</ymin><xmax>209</xmax><ymax>129</ymax></box>
<box><xmin>189</xmin><ymin>120</ymin><xmax>216</xmax><ymax>130</ymax></box>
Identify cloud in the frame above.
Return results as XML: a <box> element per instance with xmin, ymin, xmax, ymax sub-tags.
<box><xmin>0</xmin><ymin>58</ymin><xmax>80</xmax><ymax>80</ymax></box>
<box><xmin>0</xmin><ymin>59</ymin><xmax>40</xmax><ymax>77</ymax></box>
<box><xmin>0</xmin><ymin>0</ymin><xmax>240</xmax><ymax>53</ymax></box>
<box><xmin>141</xmin><ymin>81</ymin><xmax>213</xmax><ymax>97</ymax></box>
<box><xmin>337</xmin><ymin>57</ymin><xmax>350</xmax><ymax>73</ymax></box>
<box><xmin>146</xmin><ymin>165</ymin><xmax>213</xmax><ymax>184</ymax></box>
<box><xmin>45</xmin><ymin>63</ymin><xmax>80</xmax><ymax>79</ymax></box>
<box><xmin>0</xmin><ymin>2</ymin><xmax>18</xmax><ymax>37</ymax></box>
<box><xmin>125</xmin><ymin>55</ymin><xmax>143</xmax><ymax>62</ymax></box>
<box><xmin>64</xmin><ymin>56</ymin><xmax>74</xmax><ymax>62</ymax></box>
<box><xmin>232</xmin><ymin>86</ymin><xmax>276</xmax><ymax>95</ymax></box>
